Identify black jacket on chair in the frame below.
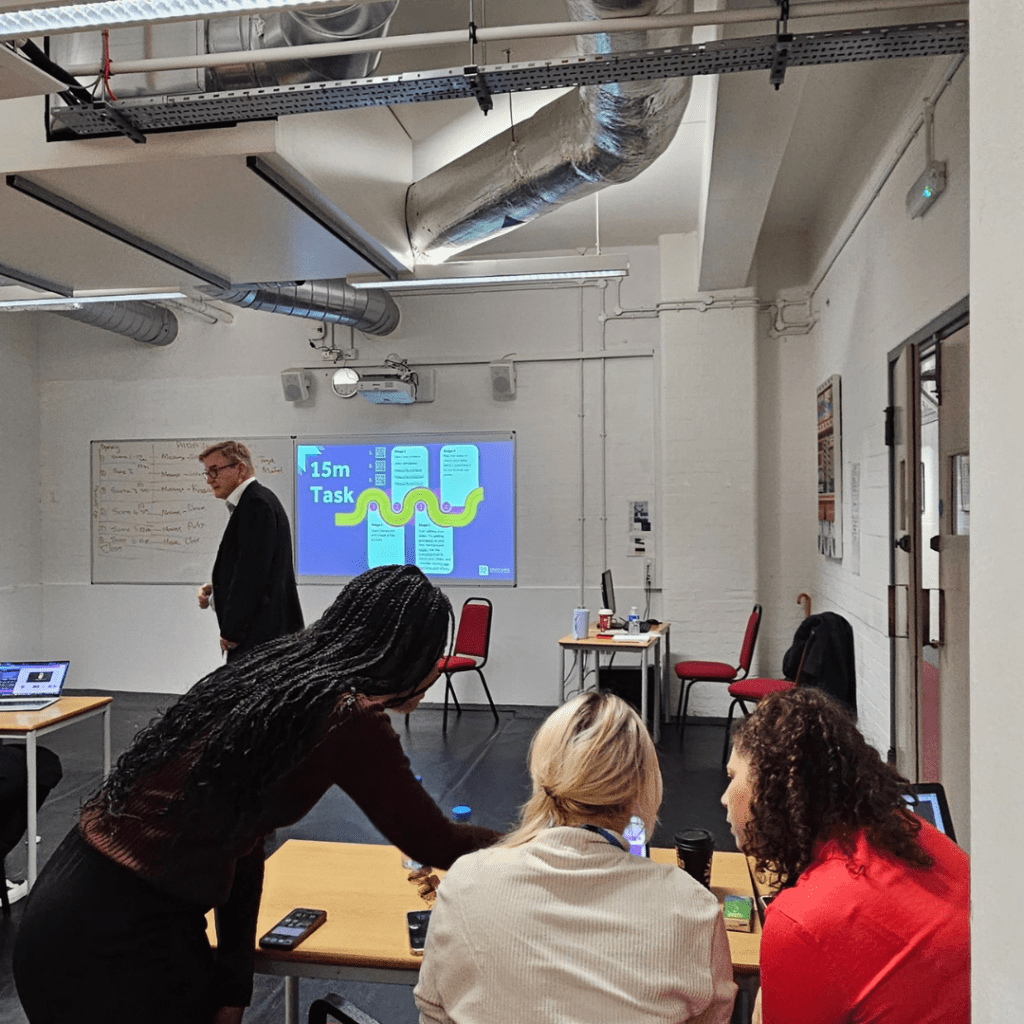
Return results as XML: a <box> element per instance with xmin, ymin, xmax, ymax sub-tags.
<box><xmin>212</xmin><ymin>480</ymin><xmax>304</xmax><ymax>660</ymax></box>
<box><xmin>783</xmin><ymin>611</ymin><xmax>856</xmax><ymax>714</ymax></box>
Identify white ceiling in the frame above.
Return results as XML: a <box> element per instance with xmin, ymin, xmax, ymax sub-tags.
<box><xmin>0</xmin><ymin>0</ymin><xmax>966</xmax><ymax>299</ymax></box>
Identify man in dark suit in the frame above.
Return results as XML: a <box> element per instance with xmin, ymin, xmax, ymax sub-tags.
<box><xmin>197</xmin><ymin>441</ymin><xmax>304</xmax><ymax>662</ymax></box>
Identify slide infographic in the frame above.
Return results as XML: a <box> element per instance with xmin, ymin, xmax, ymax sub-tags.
<box><xmin>295</xmin><ymin>434</ymin><xmax>515</xmax><ymax>584</ymax></box>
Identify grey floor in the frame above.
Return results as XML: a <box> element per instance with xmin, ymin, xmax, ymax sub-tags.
<box><xmin>0</xmin><ymin>690</ymin><xmax>739</xmax><ymax>1024</ymax></box>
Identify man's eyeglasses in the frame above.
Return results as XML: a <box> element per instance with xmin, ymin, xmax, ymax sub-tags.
<box><xmin>204</xmin><ymin>462</ymin><xmax>239</xmax><ymax>480</ymax></box>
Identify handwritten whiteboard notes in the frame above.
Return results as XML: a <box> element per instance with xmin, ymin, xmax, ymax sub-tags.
<box><xmin>91</xmin><ymin>438</ymin><xmax>294</xmax><ymax>584</ymax></box>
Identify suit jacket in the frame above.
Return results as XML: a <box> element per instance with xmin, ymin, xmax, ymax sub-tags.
<box><xmin>212</xmin><ymin>479</ymin><xmax>303</xmax><ymax>658</ymax></box>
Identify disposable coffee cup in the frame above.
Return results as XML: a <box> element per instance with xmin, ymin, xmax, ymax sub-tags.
<box><xmin>674</xmin><ymin>828</ymin><xmax>715</xmax><ymax>889</ymax></box>
<box><xmin>598</xmin><ymin>609</ymin><xmax>613</xmax><ymax>629</ymax></box>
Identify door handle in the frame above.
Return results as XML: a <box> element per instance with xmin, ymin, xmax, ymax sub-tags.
<box><xmin>894</xmin><ymin>535</ymin><xmax>911</xmax><ymax>552</ymax></box>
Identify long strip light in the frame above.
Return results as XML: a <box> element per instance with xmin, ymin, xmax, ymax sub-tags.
<box><xmin>0</xmin><ymin>291</ymin><xmax>187</xmax><ymax>311</ymax></box>
<box><xmin>0</xmin><ymin>0</ymin><xmax>357</xmax><ymax>42</ymax></box>
<box><xmin>348</xmin><ymin>256</ymin><xmax>629</xmax><ymax>293</ymax></box>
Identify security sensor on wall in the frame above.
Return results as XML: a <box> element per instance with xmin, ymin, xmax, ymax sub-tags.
<box><xmin>906</xmin><ymin>98</ymin><xmax>946</xmax><ymax>220</ymax></box>
<box><xmin>281</xmin><ymin>368</ymin><xmax>311</xmax><ymax>402</ymax></box>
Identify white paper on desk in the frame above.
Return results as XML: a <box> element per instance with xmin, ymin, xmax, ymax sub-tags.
<box><xmin>612</xmin><ymin>632</ymin><xmax>654</xmax><ymax>642</ymax></box>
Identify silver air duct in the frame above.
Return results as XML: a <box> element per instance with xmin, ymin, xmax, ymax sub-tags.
<box><xmin>53</xmin><ymin>301</ymin><xmax>178</xmax><ymax>346</ymax></box>
<box><xmin>406</xmin><ymin>0</ymin><xmax>693</xmax><ymax>263</ymax></box>
<box><xmin>204</xmin><ymin>280</ymin><xmax>400</xmax><ymax>336</ymax></box>
<box><xmin>205</xmin><ymin>0</ymin><xmax>399</xmax><ymax>91</ymax></box>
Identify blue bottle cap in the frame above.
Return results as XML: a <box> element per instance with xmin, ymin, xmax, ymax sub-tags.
<box><xmin>414</xmin><ymin>775</ymin><xmax>423</xmax><ymax>783</ymax></box>
<box><xmin>452</xmin><ymin>805</ymin><xmax>472</xmax><ymax>822</ymax></box>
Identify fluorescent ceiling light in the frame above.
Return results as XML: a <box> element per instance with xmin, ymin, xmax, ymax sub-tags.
<box><xmin>0</xmin><ymin>291</ymin><xmax>187</xmax><ymax>311</ymax></box>
<box><xmin>348</xmin><ymin>255</ymin><xmax>629</xmax><ymax>293</ymax></box>
<box><xmin>0</xmin><ymin>0</ymin><xmax>359</xmax><ymax>42</ymax></box>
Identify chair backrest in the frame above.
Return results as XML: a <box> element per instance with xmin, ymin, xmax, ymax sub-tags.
<box><xmin>453</xmin><ymin>598</ymin><xmax>492</xmax><ymax>662</ymax></box>
<box><xmin>737</xmin><ymin>604</ymin><xmax>762</xmax><ymax>674</ymax></box>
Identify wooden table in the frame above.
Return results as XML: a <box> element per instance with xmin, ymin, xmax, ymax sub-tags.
<box><xmin>0</xmin><ymin>695</ymin><xmax>112</xmax><ymax>888</ymax></box>
<box><xmin>557</xmin><ymin>623</ymin><xmax>671</xmax><ymax>740</ymax></box>
<box><xmin>239</xmin><ymin>839</ymin><xmax>759</xmax><ymax>1024</ymax></box>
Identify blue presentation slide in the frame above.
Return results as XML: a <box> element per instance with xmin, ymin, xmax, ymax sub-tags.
<box><xmin>295</xmin><ymin>434</ymin><xmax>515</xmax><ymax>584</ymax></box>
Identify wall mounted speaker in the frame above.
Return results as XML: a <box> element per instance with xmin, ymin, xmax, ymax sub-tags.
<box><xmin>281</xmin><ymin>368</ymin><xmax>311</xmax><ymax>402</ymax></box>
<box><xmin>490</xmin><ymin>361</ymin><xmax>516</xmax><ymax>401</ymax></box>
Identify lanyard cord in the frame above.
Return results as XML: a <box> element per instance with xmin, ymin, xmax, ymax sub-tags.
<box><xmin>579</xmin><ymin>824</ymin><xmax>626</xmax><ymax>850</ymax></box>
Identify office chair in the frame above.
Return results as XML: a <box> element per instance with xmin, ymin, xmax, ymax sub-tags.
<box><xmin>721</xmin><ymin>628</ymin><xmax>816</xmax><ymax>765</ymax></box>
<box><xmin>438</xmin><ymin>597</ymin><xmax>497</xmax><ymax>731</ymax></box>
<box><xmin>309</xmin><ymin>994</ymin><xmax>383</xmax><ymax>1024</ymax></box>
<box><xmin>674</xmin><ymin>603</ymin><xmax>762</xmax><ymax>749</ymax></box>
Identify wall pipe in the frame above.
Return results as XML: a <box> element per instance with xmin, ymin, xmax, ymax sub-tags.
<box><xmin>63</xmin><ymin>0</ymin><xmax>967</xmax><ymax>77</ymax></box>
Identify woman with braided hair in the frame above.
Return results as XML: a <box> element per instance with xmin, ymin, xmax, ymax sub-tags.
<box><xmin>721</xmin><ymin>687</ymin><xmax>968</xmax><ymax>1024</ymax></box>
<box><xmin>14</xmin><ymin>564</ymin><xmax>499</xmax><ymax>1024</ymax></box>
<box><xmin>414</xmin><ymin>691</ymin><xmax>736</xmax><ymax>1024</ymax></box>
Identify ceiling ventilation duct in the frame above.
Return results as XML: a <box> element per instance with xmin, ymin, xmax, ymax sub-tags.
<box><xmin>48</xmin><ymin>1</ymin><xmax>399</xmax><ymax>104</ymax></box>
<box><xmin>406</xmin><ymin>0</ymin><xmax>694</xmax><ymax>264</ymax></box>
<box><xmin>205</xmin><ymin>0</ymin><xmax>399</xmax><ymax>90</ymax></box>
<box><xmin>53</xmin><ymin>301</ymin><xmax>178</xmax><ymax>346</ymax></box>
<box><xmin>203</xmin><ymin>279</ymin><xmax>400</xmax><ymax>335</ymax></box>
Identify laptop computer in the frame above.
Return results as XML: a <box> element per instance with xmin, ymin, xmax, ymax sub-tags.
<box><xmin>0</xmin><ymin>661</ymin><xmax>70</xmax><ymax>711</ymax></box>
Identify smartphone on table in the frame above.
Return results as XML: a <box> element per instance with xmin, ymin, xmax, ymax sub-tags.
<box><xmin>407</xmin><ymin>909</ymin><xmax>431</xmax><ymax>956</ymax></box>
<box><xmin>258</xmin><ymin>907</ymin><xmax>327</xmax><ymax>950</ymax></box>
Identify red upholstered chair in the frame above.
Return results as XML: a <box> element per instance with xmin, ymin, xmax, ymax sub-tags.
<box><xmin>721</xmin><ymin>628</ymin><xmax>816</xmax><ymax>764</ymax></box>
<box><xmin>674</xmin><ymin>604</ymin><xmax>762</xmax><ymax>747</ymax></box>
<box><xmin>438</xmin><ymin>597</ymin><xmax>497</xmax><ymax>732</ymax></box>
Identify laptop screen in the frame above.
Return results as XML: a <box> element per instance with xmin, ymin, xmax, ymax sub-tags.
<box><xmin>904</xmin><ymin>783</ymin><xmax>956</xmax><ymax>844</ymax></box>
<box><xmin>0</xmin><ymin>661</ymin><xmax>69</xmax><ymax>698</ymax></box>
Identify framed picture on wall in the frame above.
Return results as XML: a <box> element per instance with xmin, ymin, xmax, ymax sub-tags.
<box><xmin>817</xmin><ymin>375</ymin><xmax>842</xmax><ymax>559</ymax></box>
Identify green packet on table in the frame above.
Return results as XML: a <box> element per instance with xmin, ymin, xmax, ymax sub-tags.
<box><xmin>723</xmin><ymin>894</ymin><xmax>753</xmax><ymax>932</ymax></box>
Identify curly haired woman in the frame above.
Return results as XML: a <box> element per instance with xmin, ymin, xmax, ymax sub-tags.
<box><xmin>722</xmin><ymin>687</ymin><xmax>968</xmax><ymax>1024</ymax></box>
<box><xmin>14</xmin><ymin>564</ymin><xmax>498</xmax><ymax>1024</ymax></box>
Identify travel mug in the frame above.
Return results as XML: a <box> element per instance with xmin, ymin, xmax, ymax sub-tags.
<box><xmin>572</xmin><ymin>607</ymin><xmax>590</xmax><ymax>639</ymax></box>
<box><xmin>674</xmin><ymin>828</ymin><xmax>715</xmax><ymax>889</ymax></box>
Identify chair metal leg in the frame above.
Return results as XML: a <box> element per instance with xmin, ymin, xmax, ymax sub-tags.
<box><xmin>476</xmin><ymin>669</ymin><xmax>499</xmax><ymax>724</ymax></box>
<box><xmin>722</xmin><ymin>698</ymin><xmax>753</xmax><ymax>766</ymax></box>
<box><xmin>442</xmin><ymin>674</ymin><xmax>461</xmax><ymax>733</ymax></box>
<box><xmin>678</xmin><ymin>679</ymin><xmax>697</xmax><ymax>746</ymax></box>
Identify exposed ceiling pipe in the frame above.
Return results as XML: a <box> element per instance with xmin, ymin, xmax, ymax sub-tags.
<box><xmin>52</xmin><ymin>301</ymin><xmax>179</xmax><ymax>345</ymax></box>
<box><xmin>406</xmin><ymin>0</ymin><xmax>694</xmax><ymax>264</ymax></box>
<box><xmin>59</xmin><ymin>0</ymin><xmax>967</xmax><ymax>77</ymax></box>
<box><xmin>202</xmin><ymin>279</ymin><xmax>400</xmax><ymax>335</ymax></box>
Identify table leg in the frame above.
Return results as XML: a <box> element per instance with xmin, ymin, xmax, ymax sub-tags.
<box><xmin>652</xmin><ymin>636</ymin><xmax>661</xmax><ymax>744</ymax></box>
<box><xmin>102</xmin><ymin>705</ymin><xmax>111</xmax><ymax>776</ymax></box>
<box><xmin>284</xmin><ymin>975</ymin><xmax>299</xmax><ymax>1024</ymax></box>
<box><xmin>26</xmin><ymin>730</ymin><xmax>37</xmax><ymax>889</ymax></box>
<box><xmin>640</xmin><ymin>648</ymin><xmax>649</xmax><ymax>732</ymax></box>
<box><xmin>577</xmin><ymin>649</ymin><xmax>585</xmax><ymax>696</ymax></box>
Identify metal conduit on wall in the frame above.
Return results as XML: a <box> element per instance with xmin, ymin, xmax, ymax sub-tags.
<box><xmin>406</xmin><ymin>0</ymin><xmax>694</xmax><ymax>264</ymax></box>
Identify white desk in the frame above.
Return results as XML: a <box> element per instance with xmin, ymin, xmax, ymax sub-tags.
<box><xmin>0</xmin><ymin>696</ymin><xmax>112</xmax><ymax>887</ymax></box>
<box><xmin>557</xmin><ymin>624</ymin><xmax>671</xmax><ymax>740</ymax></box>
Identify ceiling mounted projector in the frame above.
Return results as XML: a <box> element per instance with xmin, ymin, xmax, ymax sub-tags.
<box><xmin>331</xmin><ymin>362</ymin><xmax>435</xmax><ymax>404</ymax></box>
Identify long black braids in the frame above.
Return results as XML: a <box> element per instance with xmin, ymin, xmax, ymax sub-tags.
<box><xmin>88</xmin><ymin>564</ymin><xmax>453</xmax><ymax>835</ymax></box>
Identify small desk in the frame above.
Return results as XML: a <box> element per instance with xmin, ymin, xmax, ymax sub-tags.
<box><xmin>0</xmin><ymin>695</ymin><xmax>112</xmax><ymax>888</ymax></box>
<box><xmin>557</xmin><ymin>623</ymin><xmax>671</xmax><ymax>740</ymax></box>
<box><xmin>243</xmin><ymin>839</ymin><xmax>759</xmax><ymax>1024</ymax></box>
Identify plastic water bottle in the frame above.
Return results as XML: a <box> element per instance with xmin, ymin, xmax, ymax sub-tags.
<box><xmin>452</xmin><ymin>805</ymin><xmax>472</xmax><ymax>822</ymax></box>
<box><xmin>627</xmin><ymin>607</ymin><xmax>641</xmax><ymax>634</ymax></box>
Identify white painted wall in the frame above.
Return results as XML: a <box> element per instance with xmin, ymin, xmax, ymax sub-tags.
<box><xmin>969</xmin><ymin>2</ymin><xmax>1024</xmax><ymax>1018</ymax></box>
<box><xmin>754</xmin><ymin>57</ymin><xmax>969</xmax><ymax>754</ymax></box>
<box><xmin>34</xmin><ymin>248</ymin><xmax>662</xmax><ymax>701</ymax></box>
<box><xmin>0</xmin><ymin>315</ymin><xmax>42</xmax><ymax>654</ymax></box>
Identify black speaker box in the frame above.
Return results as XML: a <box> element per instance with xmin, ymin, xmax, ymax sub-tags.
<box><xmin>598</xmin><ymin>665</ymin><xmax>655</xmax><ymax>716</ymax></box>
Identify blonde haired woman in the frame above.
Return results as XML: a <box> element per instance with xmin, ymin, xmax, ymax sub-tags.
<box><xmin>414</xmin><ymin>692</ymin><xmax>736</xmax><ymax>1024</ymax></box>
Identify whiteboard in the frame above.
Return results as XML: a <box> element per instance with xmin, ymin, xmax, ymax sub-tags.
<box><xmin>91</xmin><ymin>437</ymin><xmax>294</xmax><ymax>584</ymax></box>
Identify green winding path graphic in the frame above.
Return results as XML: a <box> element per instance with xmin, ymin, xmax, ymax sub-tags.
<box><xmin>334</xmin><ymin>486</ymin><xmax>484</xmax><ymax>527</ymax></box>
